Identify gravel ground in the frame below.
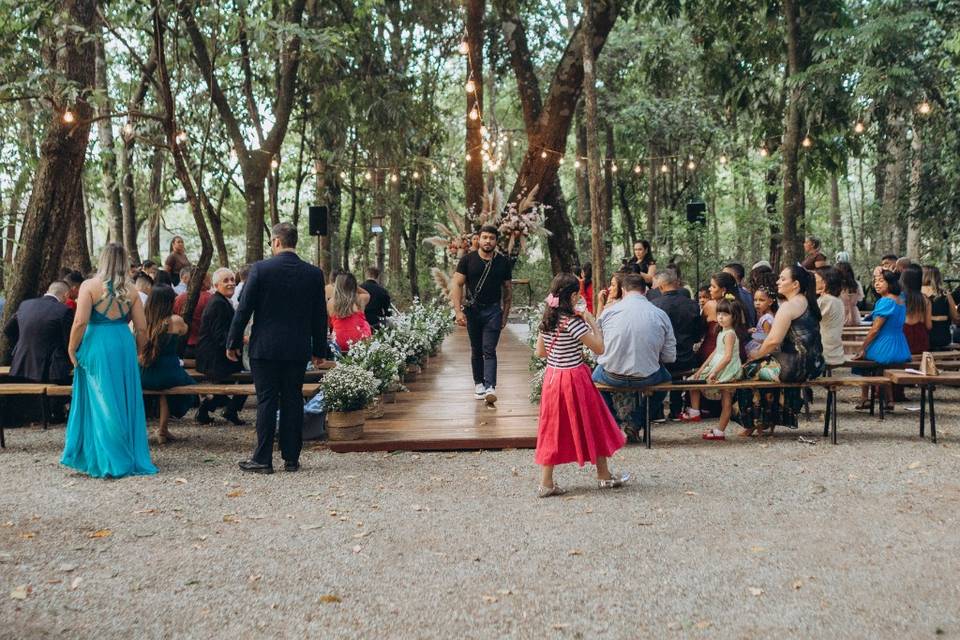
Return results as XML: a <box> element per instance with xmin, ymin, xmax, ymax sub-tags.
<box><xmin>2</xmin><ymin>388</ymin><xmax>960</xmax><ymax>639</ymax></box>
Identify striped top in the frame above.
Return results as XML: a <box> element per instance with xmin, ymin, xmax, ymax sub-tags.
<box><xmin>543</xmin><ymin>315</ymin><xmax>589</xmax><ymax>369</ymax></box>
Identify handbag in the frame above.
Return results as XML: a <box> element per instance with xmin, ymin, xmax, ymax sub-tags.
<box><xmin>462</xmin><ymin>255</ymin><xmax>494</xmax><ymax>310</ymax></box>
<box><xmin>920</xmin><ymin>351</ymin><xmax>939</xmax><ymax>376</ymax></box>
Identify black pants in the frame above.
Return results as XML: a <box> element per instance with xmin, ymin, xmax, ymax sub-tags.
<box><xmin>465</xmin><ymin>304</ymin><xmax>503</xmax><ymax>388</ymax></box>
<box><xmin>202</xmin><ymin>394</ymin><xmax>247</xmax><ymax>416</ymax></box>
<box><xmin>250</xmin><ymin>359</ymin><xmax>306</xmax><ymax>466</ymax></box>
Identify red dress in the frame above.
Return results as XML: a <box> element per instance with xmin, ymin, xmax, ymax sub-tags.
<box><xmin>330</xmin><ymin>311</ymin><xmax>372</xmax><ymax>352</ymax></box>
<box><xmin>579</xmin><ymin>281</ymin><xmax>594</xmax><ymax>314</ymax></box>
<box><xmin>536</xmin><ymin>315</ymin><xmax>625</xmax><ymax>466</ymax></box>
<box><xmin>903</xmin><ymin>322</ymin><xmax>929</xmax><ymax>354</ymax></box>
<box><xmin>698</xmin><ymin>320</ymin><xmax>719</xmax><ymax>364</ymax></box>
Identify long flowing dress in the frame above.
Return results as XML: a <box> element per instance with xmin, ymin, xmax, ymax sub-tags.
<box><xmin>141</xmin><ymin>332</ymin><xmax>197</xmax><ymax>418</ymax></box>
<box><xmin>61</xmin><ymin>287</ymin><xmax>157</xmax><ymax>478</ymax></box>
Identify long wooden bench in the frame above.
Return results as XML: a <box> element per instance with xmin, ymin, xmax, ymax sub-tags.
<box><xmin>596</xmin><ymin>376</ymin><xmax>893</xmax><ymax>448</ymax></box>
<box><xmin>0</xmin><ymin>382</ymin><xmax>324</xmax><ymax>449</ymax></box>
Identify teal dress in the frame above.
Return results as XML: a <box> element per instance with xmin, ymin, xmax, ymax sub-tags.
<box><xmin>61</xmin><ymin>287</ymin><xmax>157</xmax><ymax>478</ymax></box>
<box><xmin>140</xmin><ymin>332</ymin><xmax>197</xmax><ymax>418</ymax></box>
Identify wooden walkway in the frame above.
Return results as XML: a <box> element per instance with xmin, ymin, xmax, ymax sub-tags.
<box><xmin>328</xmin><ymin>325</ymin><xmax>538</xmax><ymax>452</ymax></box>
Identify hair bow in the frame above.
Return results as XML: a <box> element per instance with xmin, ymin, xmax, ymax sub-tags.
<box><xmin>724</xmin><ymin>293</ymin><xmax>736</xmax><ymax>301</ymax></box>
<box><xmin>545</xmin><ymin>293</ymin><xmax>560</xmax><ymax>308</ymax></box>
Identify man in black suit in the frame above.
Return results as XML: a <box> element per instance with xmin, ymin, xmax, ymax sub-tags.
<box><xmin>651</xmin><ymin>268</ymin><xmax>705</xmax><ymax>421</ymax></box>
<box><xmin>196</xmin><ymin>267</ymin><xmax>246</xmax><ymax>425</ymax></box>
<box><xmin>227</xmin><ymin>223</ymin><xmax>329</xmax><ymax>474</ymax></box>
<box><xmin>361</xmin><ymin>266</ymin><xmax>392</xmax><ymax>330</ymax></box>
<box><xmin>4</xmin><ymin>282</ymin><xmax>75</xmax><ymax>421</ymax></box>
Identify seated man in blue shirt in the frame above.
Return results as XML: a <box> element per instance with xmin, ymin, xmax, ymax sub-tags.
<box><xmin>591</xmin><ymin>273</ymin><xmax>676</xmax><ymax>441</ymax></box>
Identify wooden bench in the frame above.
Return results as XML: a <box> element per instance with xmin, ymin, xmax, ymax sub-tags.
<box><xmin>1</xmin><ymin>382</ymin><xmax>324</xmax><ymax>449</ymax></box>
<box><xmin>884</xmin><ymin>371</ymin><xmax>960</xmax><ymax>444</ymax></box>
<box><xmin>596</xmin><ymin>376</ymin><xmax>892</xmax><ymax>448</ymax></box>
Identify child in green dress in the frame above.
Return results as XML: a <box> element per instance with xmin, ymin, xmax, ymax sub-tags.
<box><xmin>681</xmin><ymin>297</ymin><xmax>746</xmax><ymax>440</ymax></box>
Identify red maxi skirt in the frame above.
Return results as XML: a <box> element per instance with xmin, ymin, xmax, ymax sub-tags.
<box><xmin>536</xmin><ymin>364</ymin><xmax>626</xmax><ymax>466</ymax></box>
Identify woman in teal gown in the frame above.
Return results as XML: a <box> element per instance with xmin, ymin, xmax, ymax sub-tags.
<box><xmin>62</xmin><ymin>243</ymin><xmax>157</xmax><ymax>478</ymax></box>
<box><xmin>139</xmin><ymin>285</ymin><xmax>197</xmax><ymax>444</ymax></box>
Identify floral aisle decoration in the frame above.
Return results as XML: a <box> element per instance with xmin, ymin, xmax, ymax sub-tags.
<box><xmin>320</xmin><ymin>364</ymin><xmax>379</xmax><ymax>440</ymax></box>
<box><xmin>339</xmin><ymin>338</ymin><xmax>407</xmax><ymax>417</ymax></box>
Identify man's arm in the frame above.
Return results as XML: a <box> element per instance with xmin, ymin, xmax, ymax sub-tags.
<box><xmin>500</xmin><ymin>280</ymin><xmax>512</xmax><ymax>329</ymax></box>
<box><xmin>450</xmin><ymin>272</ymin><xmax>467</xmax><ymax>326</ymax></box>
<box><xmin>311</xmin><ymin>268</ymin><xmax>330</xmax><ymax>361</ymax></box>
<box><xmin>3</xmin><ymin>312</ymin><xmax>18</xmax><ymax>345</ymax></box>
<box><xmin>227</xmin><ymin>264</ymin><xmax>258</xmax><ymax>356</ymax></box>
<box><xmin>660</xmin><ymin>317</ymin><xmax>677</xmax><ymax>364</ymax></box>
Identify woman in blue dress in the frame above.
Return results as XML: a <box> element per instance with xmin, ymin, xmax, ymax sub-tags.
<box><xmin>62</xmin><ymin>243</ymin><xmax>157</xmax><ymax>478</ymax></box>
<box><xmin>853</xmin><ymin>270</ymin><xmax>911</xmax><ymax>411</ymax></box>
<box><xmin>139</xmin><ymin>285</ymin><xmax>197</xmax><ymax>444</ymax></box>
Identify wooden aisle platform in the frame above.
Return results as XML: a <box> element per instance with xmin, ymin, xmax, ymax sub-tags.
<box><xmin>328</xmin><ymin>325</ymin><xmax>538</xmax><ymax>452</ymax></box>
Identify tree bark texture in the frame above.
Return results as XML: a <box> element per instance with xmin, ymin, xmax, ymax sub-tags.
<box><xmin>780</xmin><ymin>0</ymin><xmax>804</xmax><ymax>267</ymax></box>
<box><xmin>464</xmin><ymin>0</ymin><xmax>485</xmax><ymax>221</ymax></box>
<box><xmin>94</xmin><ymin>32</ymin><xmax>124</xmax><ymax>248</ymax></box>
<box><xmin>118</xmin><ymin>49</ymin><xmax>157</xmax><ymax>261</ymax></box>
<box><xmin>906</xmin><ymin>124</ymin><xmax>922</xmax><ymax>259</ymax></box>
<box><xmin>62</xmin><ymin>179</ymin><xmax>92</xmax><ymax>274</ymax></box>
<box><xmin>882</xmin><ymin>115</ymin><xmax>907</xmax><ymax>255</ymax></box>
<box><xmin>147</xmin><ymin>148</ymin><xmax>164</xmax><ymax>261</ymax></box>
<box><xmin>2</xmin><ymin>0</ymin><xmax>98</xmax><ymax>362</ymax></box>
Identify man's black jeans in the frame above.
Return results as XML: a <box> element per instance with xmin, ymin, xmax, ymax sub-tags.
<box><xmin>465</xmin><ymin>304</ymin><xmax>502</xmax><ymax>388</ymax></box>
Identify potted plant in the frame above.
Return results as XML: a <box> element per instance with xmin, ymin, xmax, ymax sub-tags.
<box><xmin>339</xmin><ymin>339</ymin><xmax>404</xmax><ymax>419</ymax></box>
<box><xmin>320</xmin><ymin>364</ymin><xmax>379</xmax><ymax>440</ymax></box>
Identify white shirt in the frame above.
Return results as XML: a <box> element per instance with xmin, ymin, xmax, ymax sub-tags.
<box><xmin>597</xmin><ymin>292</ymin><xmax>677</xmax><ymax>377</ymax></box>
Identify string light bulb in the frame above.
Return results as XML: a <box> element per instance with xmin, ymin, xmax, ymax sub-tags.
<box><xmin>270</xmin><ymin>158</ymin><xmax>279</xmax><ymax>169</ymax></box>
<box><xmin>458</xmin><ymin>41</ymin><xmax>469</xmax><ymax>55</ymax></box>
<box><xmin>540</xmin><ymin>150</ymin><xmax>548</xmax><ymax>159</ymax></box>
<box><xmin>719</xmin><ymin>155</ymin><xmax>728</xmax><ymax>165</ymax></box>
<box><xmin>853</xmin><ymin>121</ymin><xmax>865</xmax><ymax>134</ymax></box>
<box><xmin>660</xmin><ymin>163</ymin><xmax>669</xmax><ymax>173</ymax></box>
<box><xmin>558</xmin><ymin>156</ymin><xmax>564</xmax><ymax>165</ymax></box>
<box><xmin>465</xmin><ymin>153</ymin><xmax>471</xmax><ymax>162</ymax></box>
<box><xmin>364</xmin><ymin>171</ymin><xmax>372</xmax><ymax>181</ymax></box>
<box><xmin>801</xmin><ymin>136</ymin><xmax>813</xmax><ymax>148</ymax></box>
<box><xmin>918</xmin><ymin>101</ymin><xmax>932</xmax><ymax>115</ymax></box>
<box><xmin>175</xmin><ymin>131</ymin><xmax>188</xmax><ymax>144</ymax></box>
<box><xmin>339</xmin><ymin>171</ymin><xmax>348</xmax><ymax>180</ymax></box>
<box><xmin>469</xmin><ymin>107</ymin><xmax>479</xmax><ymax>121</ymax></box>
<box><xmin>611</xmin><ymin>163</ymin><xmax>618</xmax><ymax>173</ymax></box>
<box><xmin>412</xmin><ymin>170</ymin><xmax>420</xmax><ymax>179</ymax></box>
<box><xmin>633</xmin><ymin>165</ymin><xmax>642</xmax><ymax>174</ymax></box>
<box><xmin>759</xmin><ymin>147</ymin><xmax>769</xmax><ymax>158</ymax></box>
<box><xmin>687</xmin><ymin>160</ymin><xmax>696</xmax><ymax>170</ymax></box>
<box><xmin>390</xmin><ymin>173</ymin><xmax>398</xmax><ymax>183</ymax></box>
<box><xmin>512</xmin><ymin>139</ymin><xmax>519</xmax><ymax>147</ymax></box>
<box><xmin>574</xmin><ymin>159</ymin><xmax>581</xmax><ymax>169</ymax></box>
<box><xmin>62</xmin><ymin>110</ymin><xmax>75</xmax><ymax>124</ymax></box>
<box><xmin>465</xmin><ymin>79</ymin><xmax>476</xmax><ymax>93</ymax></box>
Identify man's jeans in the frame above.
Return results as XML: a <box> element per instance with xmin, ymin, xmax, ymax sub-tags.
<box><xmin>465</xmin><ymin>304</ymin><xmax>503</xmax><ymax>388</ymax></box>
<box><xmin>592</xmin><ymin>364</ymin><xmax>671</xmax><ymax>432</ymax></box>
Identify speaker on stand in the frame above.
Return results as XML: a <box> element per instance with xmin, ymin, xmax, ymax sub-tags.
<box><xmin>309</xmin><ymin>205</ymin><xmax>328</xmax><ymax>267</ymax></box>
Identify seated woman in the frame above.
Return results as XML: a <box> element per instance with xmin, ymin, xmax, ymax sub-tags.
<box><xmin>901</xmin><ymin>265</ymin><xmax>932</xmax><ymax>355</ymax></box>
<box><xmin>139</xmin><ymin>285</ymin><xmax>197</xmax><ymax>444</ymax></box>
<box><xmin>815</xmin><ymin>266</ymin><xmax>846</xmax><ymax>368</ymax></box>
<box><xmin>835</xmin><ymin>260</ymin><xmax>865</xmax><ymax>326</ymax></box>
<box><xmin>328</xmin><ymin>272</ymin><xmax>372</xmax><ymax>355</ymax></box>
<box><xmin>595</xmin><ymin>271</ymin><xmax>626</xmax><ymax>317</ymax></box>
<box><xmin>922</xmin><ymin>265</ymin><xmax>959</xmax><ymax>351</ymax></box>
<box><xmin>577</xmin><ymin>262</ymin><xmax>594</xmax><ymax>314</ymax></box>
<box><xmin>698</xmin><ymin>272</ymin><xmax>748</xmax><ymax>364</ymax></box>
<box><xmin>740</xmin><ymin>265</ymin><xmax>825</xmax><ymax>431</ymax></box>
<box><xmin>852</xmin><ymin>270</ymin><xmax>911</xmax><ymax>411</ymax></box>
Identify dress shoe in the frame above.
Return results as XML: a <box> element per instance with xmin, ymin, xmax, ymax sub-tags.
<box><xmin>223</xmin><ymin>411</ymin><xmax>246</xmax><ymax>426</ymax></box>
<box><xmin>196</xmin><ymin>409</ymin><xmax>214</xmax><ymax>425</ymax></box>
<box><xmin>284</xmin><ymin>460</ymin><xmax>300</xmax><ymax>472</ymax></box>
<box><xmin>238</xmin><ymin>460</ymin><xmax>274</xmax><ymax>474</ymax></box>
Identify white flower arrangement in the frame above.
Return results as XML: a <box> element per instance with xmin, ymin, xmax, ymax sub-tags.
<box><xmin>320</xmin><ymin>363</ymin><xmax>379</xmax><ymax>413</ymax></box>
<box><xmin>339</xmin><ymin>338</ymin><xmax>406</xmax><ymax>395</ymax></box>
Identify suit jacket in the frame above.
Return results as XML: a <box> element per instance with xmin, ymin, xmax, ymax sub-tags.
<box><xmin>4</xmin><ymin>295</ymin><xmax>74</xmax><ymax>383</ymax></box>
<box><xmin>361</xmin><ymin>279</ymin><xmax>392</xmax><ymax>330</ymax></box>
<box><xmin>651</xmin><ymin>289</ymin><xmax>705</xmax><ymax>372</ymax></box>
<box><xmin>227</xmin><ymin>251</ymin><xmax>329</xmax><ymax>361</ymax></box>
<box><xmin>196</xmin><ymin>292</ymin><xmax>243</xmax><ymax>382</ymax></box>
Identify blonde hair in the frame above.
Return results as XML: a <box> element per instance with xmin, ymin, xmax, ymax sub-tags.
<box><xmin>922</xmin><ymin>265</ymin><xmax>946</xmax><ymax>297</ymax></box>
<box><xmin>332</xmin><ymin>273</ymin><xmax>359</xmax><ymax>319</ymax></box>
<box><xmin>95</xmin><ymin>243</ymin><xmax>133</xmax><ymax>307</ymax></box>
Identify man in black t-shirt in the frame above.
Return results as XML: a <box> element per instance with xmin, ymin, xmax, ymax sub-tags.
<box><xmin>361</xmin><ymin>266</ymin><xmax>392</xmax><ymax>330</ymax></box>
<box><xmin>451</xmin><ymin>225</ymin><xmax>513</xmax><ymax>405</ymax></box>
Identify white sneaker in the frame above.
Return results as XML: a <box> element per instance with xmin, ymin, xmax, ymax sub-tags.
<box><xmin>484</xmin><ymin>387</ymin><xmax>497</xmax><ymax>405</ymax></box>
<box><xmin>475</xmin><ymin>383</ymin><xmax>486</xmax><ymax>400</ymax></box>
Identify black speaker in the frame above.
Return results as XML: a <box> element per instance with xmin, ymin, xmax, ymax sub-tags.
<box><xmin>309</xmin><ymin>205</ymin><xmax>328</xmax><ymax>236</ymax></box>
<box><xmin>686</xmin><ymin>201</ymin><xmax>706</xmax><ymax>225</ymax></box>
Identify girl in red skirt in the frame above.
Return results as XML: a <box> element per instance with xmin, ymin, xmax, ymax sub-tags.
<box><xmin>534</xmin><ymin>273</ymin><xmax>629</xmax><ymax>498</ymax></box>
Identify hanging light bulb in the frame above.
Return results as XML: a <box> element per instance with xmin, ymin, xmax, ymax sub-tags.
<box><xmin>918</xmin><ymin>101</ymin><xmax>932</xmax><ymax>115</ymax></box>
<box><xmin>175</xmin><ymin>131</ymin><xmax>188</xmax><ymax>144</ymax></box>
<box><xmin>558</xmin><ymin>156</ymin><xmax>564</xmax><ymax>165</ymax></box>
<box><xmin>611</xmin><ymin>163</ymin><xmax>618</xmax><ymax>173</ymax></box>
<box><xmin>801</xmin><ymin>136</ymin><xmax>813</xmax><ymax>148</ymax></box>
<box><xmin>458</xmin><ymin>41</ymin><xmax>469</xmax><ymax>55</ymax></box>
<box><xmin>719</xmin><ymin>154</ymin><xmax>728</xmax><ymax>165</ymax></box>
<box><xmin>431</xmin><ymin>166</ymin><xmax>438</xmax><ymax>175</ymax></box>
<box><xmin>339</xmin><ymin>171</ymin><xmax>348</xmax><ymax>180</ymax></box>
<box><xmin>759</xmin><ymin>147</ymin><xmax>769</xmax><ymax>158</ymax></box>
<box><xmin>687</xmin><ymin>160</ymin><xmax>696</xmax><ymax>170</ymax></box>
<box><xmin>390</xmin><ymin>173</ymin><xmax>398</xmax><ymax>183</ymax></box>
<box><xmin>512</xmin><ymin>139</ymin><xmax>519</xmax><ymax>147</ymax></box>
<box><xmin>660</xmin><ymin>163</ymin><xmax>669</xmax><ymax>173</ymax></box>
<box><xmin>122</xmin><ymin>123</ymin><xmax>134</xmax><ymax>137</ymax></box>
<box><xmin>465</xmin><ymin>79</ymin><xmax>476</xmax><ymax>93</ymax></box>
<box><xmin>853</xmin><ymin>121</ymin><xmax>865</xmax><ymax>134</ymax></box>
<box><xmin>412</xmin><ymin>170</ymin><xmax>420</xmax><ymax>179</ymax></box>
<box><xmin>574</xmin><ymin>159</ymin><xmax>581</xmax><ymax>169</ymax></box>
<box><xmin>540</xmin><ymin>150</ymin><xmax>548</xmax><ymax>159</ymax></box>
<box><xmin>364</xmin><ymin>171</ymin><xmax>372</xmax><ymax>181</ymax></box>
<box><xmin>270</xmin><ymin>158</ymin><xmax>279</xmax><ymax>169</ymax></box>
<box><xmin>465</xmin><ymin>153</ymin><xmax>471</xmax><ymax>162</ymax></box>
<box><xmin>469</xmin><ymin>107</ymin><xmax>479</xmax><ymax>121</ymax></box>
<box><xmin>633</xmin><ymin>165</ymin><xmax>642</xmax><ymax>174</ymax></box>
<box><xmin>62</xmin><ymin>109</ymin><xmax>75</xmax><ymax>124</ymax></box>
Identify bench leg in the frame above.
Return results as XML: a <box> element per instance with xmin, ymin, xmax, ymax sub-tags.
<box><xmin>869</xmin><ymin>383</ymin><xmax>875</xmax><ymax>417</ymax></box>
<box><xmin>0</xmin><ymin>397</ymin><xmax>5</xmax><ymax>448</ymax></box>
<box><xmin>929</xmin><ymin>386</ymin><xmax>937</xmax><ymax>444</ymax></box>
<box><xmin>822</xmin><ymin>389</ymin><xmax>832</xmax><ymax>438</ymax></box>
<box><xmin>878</xmin><ymin>388</ymin><xmax>885</xmax><ymax>421</ymax></box>
<box><xmin>41</xmin><ymin>395</ymin><xmax>48</xmax><ymax>430</ymax></box>
<box><xmin>643</xmin><ymin>392</ymin><xmax>651</xmax><ymax>449</ymax></box>
<box><xmin>831</xmin><ymin>388</ymin><xmax>838</xmax><ymax>445</ymax></box>
<box><xmin>919</xmin><ymin>385</ymin><xmax>926</xmax><ymax>438</ymax></box>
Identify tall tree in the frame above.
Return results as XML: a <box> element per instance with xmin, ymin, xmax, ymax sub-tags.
<box><xmin>464</xmin><ymin>0</ymin><xmax>485</xmax><ymax>220</ymax></box>
<box><xmin>582</xmin><ymin>0</ymin><xmax>607</xmax><ymax>301</ymax></box>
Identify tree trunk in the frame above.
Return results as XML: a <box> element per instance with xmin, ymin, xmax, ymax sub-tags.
<box><xmin>646</xmin><ymin>154</ymin><xmax>657</xmax><ymax>238</ymax></box>
<box><xmin>906</xmin><ymin>124</ymin><xmax>922</xmax><ymax>259</ymax></box>
<box><xmin>882</xmin><ymin>115</ymin><xmax>907</xmax><ymax>255</ymax></box>
<box><xmin>603</xmin><ymin>122</ymin><xmax>615</xmax><ymax>257</ymax></box>
<box><xmin>766</xmin><ymin>162</ymin><xmax>782</xmax><ymax>270</ymax></box>
<box><xmin>388</xmin><ymin>172</ymin><xmax>402</xmax><ymax>288</ymax></box>
<box><xmin>829</xmin><ymin>171</ymin><xmax>843</xmax><ymax>253</ymax></box>
<box><xmin>62</xmin><ymin>178</ymin><xmax>92</xmax><ymax>274</ymax></box>
<box><xmin>574</xmin><ymin>102</ymin><xmax>590</xmax><ymax>257</ymax></box>
<box><xmin>497</xmin><ymin>0</ymin><xmax>619</xmax><ymax>273</ymax></box>
<box><xmin>147</xmin><ymin>149</ymin><xmax>164</xmax><ymax>261</ymax></box>
<box><xmin>583</xmin><ymin>0</ymin><xmax>606</xmax><ymax>305</ymax></box>
<box><xmin>407</xmin><ymin>180</ymin><xmax>423</xmax><ymax>298</ymax></box>
<box><xmin>781</xmin><ymin>0</ymin><xmax>804</xmax><ymax>266</ymax></box>
<box><xmin>94</xmin><ymin>33</ymin><xmax>124</xmax><ymax>248</ymax></box>
<box><xmin>2</xmin><ymin>0</ymin><xmax>97</xmax><ymax>362</ymax></box>
<box><xmin>464</xmin><ymin>0</ymin><xmax>485</xmax><ymax>221</ymax></box>
<box><xmin>119</xmin><ymin>50</ymin><xmax>157</xmax><ymax>261</ymax></box>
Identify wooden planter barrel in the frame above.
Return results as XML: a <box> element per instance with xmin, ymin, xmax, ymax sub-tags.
<box><xmin>327</xmin><ymin>410</ymin><xmax>365</xmax><ymax>440</ymax></box>
<box><xmin>366</xmin><ymin>396</ymin><xmax>385</xmax><ymax>419</ymax></box>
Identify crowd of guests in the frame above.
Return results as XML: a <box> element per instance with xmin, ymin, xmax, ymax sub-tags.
<box><xmin>535</xmin><ymin>237</ymin><xmax>959</xmax><ymax>494</ymax></box>
<box><xmin>3</xmin><ymin>230</ymin><xmax>395</xmax><ymax>477</ymax></box>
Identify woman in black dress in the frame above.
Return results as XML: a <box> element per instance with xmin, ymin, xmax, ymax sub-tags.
<box><xmin>627</xmin><ymin>240</ymin><xmax>657</xmax><ymax>286</ymax></box>
<box><xmin>922</xmin><ymin>265</ymin><xmax>958</xmax><ymax>350</ymax></box>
